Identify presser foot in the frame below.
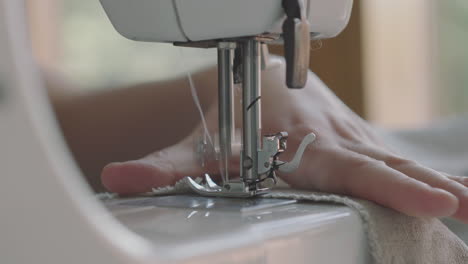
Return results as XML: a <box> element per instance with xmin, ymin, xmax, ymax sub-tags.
<box><xmin>187</xmin><ymin>132</ymin><xmax>316</xmax><ymax>198</ymax></box>
<box><xmin>184</xmin><ymin>174</ymin><xmax>269</xmax><ymax>198</ymax></box>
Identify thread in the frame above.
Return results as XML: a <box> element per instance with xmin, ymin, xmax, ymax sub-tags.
<box><xmin>178</xmin><ymin>48</ymin><xmax>215</xmax><ymax>152</ymax></box>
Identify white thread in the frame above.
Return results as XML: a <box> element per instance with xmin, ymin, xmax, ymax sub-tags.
<box><xmin>187</xmin><ymin>72</ymin><xmax>214</xmax><ymax>147</ymax></box>
<box><xmin>178</xmin><ymin>48</ymin><xmax>215</xmax><ymax>151</ymax></box>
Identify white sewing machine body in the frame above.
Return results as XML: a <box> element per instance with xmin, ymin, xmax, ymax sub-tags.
<box><xmin>99</xmin><ymin>0</ymin><xmax>353</xmax><ymax>42</ymax></box>
<box><xmin>0</xmin><ymin>0</ymin><xmax>369</xmax><ymax>263</ymax></box>
<box><xmin>106</xmin><ymin>195</ymin><xmax>369</xmax><ymax>263</ymax></box>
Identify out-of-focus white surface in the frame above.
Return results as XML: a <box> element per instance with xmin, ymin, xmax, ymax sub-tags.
<box><xmin>0</xmin><ymin>1</ymin><xmax>162</xmax><ymax>263</ymax></box>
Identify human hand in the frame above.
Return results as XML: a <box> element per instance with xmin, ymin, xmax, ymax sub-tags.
<box><xmin>101</xmin><ymin>58</ymin><xmax>468</xmax><ymax>223</ymax></box>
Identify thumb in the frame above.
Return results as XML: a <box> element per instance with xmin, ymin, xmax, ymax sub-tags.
<box><xmin>101</xmin><ymin>139</ymin><xmax>204</xmax><ymax>195</ymax></box>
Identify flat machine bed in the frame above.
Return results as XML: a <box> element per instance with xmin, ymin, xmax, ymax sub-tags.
<box><xmin>104</xmin><ymin>195</ymin><xmax>370</xmax><ymax>263</ymax></box>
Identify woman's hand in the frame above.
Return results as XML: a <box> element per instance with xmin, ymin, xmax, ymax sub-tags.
<box><xmin>101</xmin><ymin>59</ymin><xmax>468</xmax><ymax>223</ymax></box>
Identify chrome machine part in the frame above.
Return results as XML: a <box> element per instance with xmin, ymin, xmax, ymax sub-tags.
<box><xmin>186</xmin><ymin>38</ymin><xmax>316</xmax><ymax>197</ymax></box>
<box><xmin>185</xmin><ymin>174</ymin><xmax>264</xmax><ymax>198</ymax></box>
<box><xmin>277</xmin><ymin>133</ymin><xmax>316</xmax><ymax>173</ymax></box>
<box><xmin>217</xmin><ymin>42</ymin><xmax>236</xmax><ymax>186</ymax></box>
<box><xmin>186</xmin><ymin>0</ymin><xmax>315</xmax><ymax>198</ymax></box>
<box><xmin>241</xmin><ymin>39</ymin><xmax>262</xmax><ymax>184</ymax></box>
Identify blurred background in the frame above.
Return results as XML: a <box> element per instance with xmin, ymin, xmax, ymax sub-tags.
<box><xmin>27</xmin><ymin>0</ymin><xmax>468</xmax><ymax>129</ymax></box>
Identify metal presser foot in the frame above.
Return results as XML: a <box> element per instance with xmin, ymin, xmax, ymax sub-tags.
<box><xmin>183</xmin><ymin>0</ymin><xmax>313</xmax><ymax>198</ymax></box>
<box><xmin>185</xmin><ymin>132</ymin><xmax>316</xmax><ymax>198</ymax></box>
<box><xmin>185</xmin><ymin>175</ymin><xmax>260</xmax><ymax>198</ymax></box>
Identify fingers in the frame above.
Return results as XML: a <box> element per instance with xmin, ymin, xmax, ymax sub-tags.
<box><xmin>101</xmin><ymin>159</ymin><xmax>179</xmax><ymax>195</ymax></box>
<box><xmin>444</xmin><ymin>174</ymin><xmax>468</xmax><ymax>187</ymax></box>
<box><xmin>284</xmin><ymin>146</ymin><xmax>459</xmax><ymax>218</ymax></box>
<box><xmin>347</xmin><ymin>143</ymin><xmax>467</xmax><ymax>221</ymax></box>
<box><xmin>391</xmin><ymin>165</ymin><xmax>468</xmax><ymax>221</ymax></box>
<box><xmin>329</xmin><ymin>150</ymin><xmax>459</xmax><ymax>218</ymax></box>
<box><xmin>101</xmin><ymin>142</ymin><xmax>202</xmax><ymax>195</ymax></box>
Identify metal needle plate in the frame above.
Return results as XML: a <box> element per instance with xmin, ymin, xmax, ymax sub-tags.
<box><xmin>185</xmin><ymin>174</ymin><xmax>262</xmax><ymax>198</ymax></box>
<box><xmin>112</xmin><ymin>194</ymin><xmax>296</xmax><ymax>212</ymax></box>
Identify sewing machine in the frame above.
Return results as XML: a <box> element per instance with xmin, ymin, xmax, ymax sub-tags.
<box><xmin>100</xmin><ymin>0</ymin><xmax>351</xmax><ymax>197</ymax></box>
<box><xmin>0</xmin><ymin>0</ymin><xmax>370</xmax><ymax>263</ymax></box>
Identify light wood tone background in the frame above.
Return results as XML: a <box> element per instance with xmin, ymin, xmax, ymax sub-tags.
<box><xmin>361</xmin><ymin>0</ymin><xmax>435</xmax><ymax>128</ymax></box>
